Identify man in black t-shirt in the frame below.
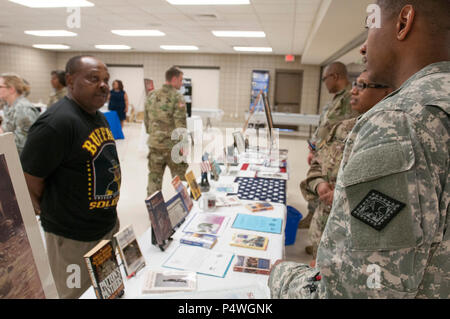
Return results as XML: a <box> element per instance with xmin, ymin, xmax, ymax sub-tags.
<box><xmin>21</xmin><ymin>56</ymin><xmax>121</xmax><ymax>299</ymax></box>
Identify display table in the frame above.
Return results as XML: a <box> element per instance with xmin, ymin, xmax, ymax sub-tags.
<box><xmin>81</xmin><ymin>175</ymin><xmax>286</xmax><ymax>299</ymax></box>
<box><xmin>102</xmin><ymin>110</ymin><xmax>124</xmax><ymax>140</ymax></box>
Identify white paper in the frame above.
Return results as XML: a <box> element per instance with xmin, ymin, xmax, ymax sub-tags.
<box><xmin>163</xmin><ymin>245</ymin><xmax>234</xmax><ymax>278</ymax></box>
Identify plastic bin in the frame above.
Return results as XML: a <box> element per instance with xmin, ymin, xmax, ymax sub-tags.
<box><xmin>285</xmin><ymin>206</ymin><xmax>303</xmax><ymax>245</ymax></box>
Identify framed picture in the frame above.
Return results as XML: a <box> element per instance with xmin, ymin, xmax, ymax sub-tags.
<box><xmin>250</xmin><ymin>70</ymin><xmax>269</xmax><ymax>112</ymax></box>
<box><xmin>0</xmin><ymin>133</ymin><xmax>58</xmax><ymax>298</ymax></box>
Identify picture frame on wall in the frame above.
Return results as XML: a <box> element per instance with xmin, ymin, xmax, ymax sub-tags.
<box><xmin>0</xmin><ymin>133</ymin><xmax>58</xmax><ymax>299</ymax></box>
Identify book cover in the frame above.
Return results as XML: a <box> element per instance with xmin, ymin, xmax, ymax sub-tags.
<box><xmin>114</xmin><ymin>225</ymin><xmax>145</xmax><ymax>277</ymax></box>
<box><xmin>185</xmin><ymin>171</ymin><xmax>201</xmax><ymax>200</ymax></box>
<box><xmin>232</xmin><ymin>214</ymin><xmax>282</xmax><ymax>234</ymax></box>
<box><xmin>180</xmin><ymin>232</ymin><xmax>218</xmax><ymax>249</ymax></box>
<box><xmin>233</xmin><ymin>255</ymin><xmax>271</xmax><ymax>275</ymax></box>
<box><xmin>142</xmin><ymin>270</ymin><xmax>196</xmax><ymax>294</ymax></box>
<box><xmin>171</xmin><ymin>175</ymin><xmax>193</xmax><ymax>212</ymax></box>
<box><xmin>230</xmin><ymin>233</ymin><xmax>268</xmax><ymax>251</ymax></box>
<box><xmin>145</xmin><ymin>191</ymin><xmax>173</xmax><ymax>246</ymax></box>
<box><xmin>183</xmin><ymin>213</ymin><xmax>228</xmax><ymax>236</ymax></box>
<box><xmin>84</xmin><ymin>239</ymin><xmax>124</xmax><ymax>299</ymax></box>
<box><xmin>216</xmin><ymin>195</ymin><xmax>241</xmax><ymax>207</ymax></box>
<box><xmin>166</xmin><ymin>193</ymin><xmax>188</xmax><ymax>229</ymax></box>
<box><xmin>245</xmin><ymin>202</ymin><xmax>274</xmax><ymax>212</ymax></box>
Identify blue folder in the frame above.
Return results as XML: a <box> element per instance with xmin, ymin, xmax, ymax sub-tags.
<box><xmin>232</xmin><ymin>214</ymin><xmax>283</xmax><ymax>234</ymax></box>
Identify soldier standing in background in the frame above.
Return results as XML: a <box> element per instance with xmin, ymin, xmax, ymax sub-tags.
<box><xmin>144</xmin><ymin>66</ymin><xmax>189</xmax><ymax>196</ymax></box>
<box><xmin>47</xmin><ymin>70</ymin><xmax>67</xmax><ymax>108</ymax></box>
<box><xmin>269</xmin><ymin>0</ymin><xmax>449</xmax><ymax>298</ymax></box>
<box><xmin>300</xmin><ymin>70</ymin><xmax>392</xmax><ymax>264</ymax></box>
<box><xmin>0</xmin><ymin>74</ymin><xmax>40</xmax><ymax>154</ymax></box>
<box><xmin>300</xmin><ymin>62</ymin><xmax>358</xmax><ymax>254</ymax></box>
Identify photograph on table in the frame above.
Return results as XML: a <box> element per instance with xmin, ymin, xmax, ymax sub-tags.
<box><xmin>233</xmin><ymin>255</ymin><xmax>272</xmax><ymax>275</ymax></box>
<box><xmin>0</xmin><ymin>133</ymin><xmax>58</xmax><ymax>299</ymax></box>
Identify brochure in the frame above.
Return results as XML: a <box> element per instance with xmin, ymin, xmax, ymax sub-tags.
<box><xmin>232</xmin><ymin>214</ymin><xmax>283</xmax><ymax>234</ymax></box>
<box><xmin>163</xmin><ymin>245</ymin><xmax>234</xmax><ymax>278</ymax></box>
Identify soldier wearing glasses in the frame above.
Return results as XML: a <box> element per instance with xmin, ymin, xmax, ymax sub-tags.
<box><xmin>301</xmin><ymin>70</ymin><xmax>392</xmax><ymax>264</ymax></box>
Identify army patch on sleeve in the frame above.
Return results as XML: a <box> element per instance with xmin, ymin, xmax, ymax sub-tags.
<box><xmin>350</xmin><ymin>190</ymin><xmax>406</xmax><ymax>231</ymax></box>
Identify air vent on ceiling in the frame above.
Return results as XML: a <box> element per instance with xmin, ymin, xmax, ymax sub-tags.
<box><xmin>194</xmin><ymin>14</ymin><xmax>218</xmax><ymax>20</ymax></box>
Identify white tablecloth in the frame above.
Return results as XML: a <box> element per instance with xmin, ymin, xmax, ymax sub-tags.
<box><xmin>81</xmin><ymin>182</ymin><xmax>286</xmax><ymax>298</ymax></box>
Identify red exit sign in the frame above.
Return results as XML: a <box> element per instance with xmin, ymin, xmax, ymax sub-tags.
<box><xmin>285</xmin><ymin>54</ymin><xmax>295</xmax><ymax>62</ymax></box>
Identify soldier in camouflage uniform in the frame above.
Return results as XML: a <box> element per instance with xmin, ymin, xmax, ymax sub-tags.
<box><xmin>300</xmin><ymin>70</ymin><xmax>392</xmax><ymax>261</ymax></box>
<box><xmin>269</xmin><ymin>0</ymin><xmax>449</xmax><ymax>298</ymax></box>
<box><xmin>47</xmin><ymin>70</ymin><xmax>67</xmax><ymax>108</ymax></box>
<box><xmin>300</xmin><ymin>62</ymin><xmax>357</xmax><ymax>242</ymax></box>
<box><xmin>145</xmin><ymin>67</ymin><xmax>189</xmax><ymax>196</ymax></box>
<box><xmin>0</xmin><ymin>74</ymin><xmax>40</xmax><ymax>154</ymax></box>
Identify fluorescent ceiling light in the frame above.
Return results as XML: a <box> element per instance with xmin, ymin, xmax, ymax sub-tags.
<box><xmin>166</xmin><ymin>0</ymin><xmax>250</xmax><ymax>5</ymax></box>
<box><xmin>212</xmin><ymin>31</ymin><xmax>265</xmax><ymax>38</ymax></box>
<box><xmin>95</xmin><ymin>45</ymin><xmax>131</xmax><ymax>50</ymax></box>
<box><xmin>160</xmin><ymin>45</ymin><xmax>199</xmax><ymax>51</ymax></box>
<box><xmin>25</xmin><ymin>30</ymin><xmax>77</xmax><ymax>37</ymax></box>
<box><xmin>233</xmin><ymin>46</ymin><xmax>272</xmax><ymax>52</ymax></box>
<box><xmin>111</xmin><ymin>30</ymin><xmax>165</xmax><ymax>37</ymax></box>
<box><xmin>9</xmin><ymin>0</ymin><xmax>94</xmax><ymax>8</ymax></box>
<box><xmin>33</xmin><ymin>44</ymin><xmax>70</xmax><ymax>50</ymax></box>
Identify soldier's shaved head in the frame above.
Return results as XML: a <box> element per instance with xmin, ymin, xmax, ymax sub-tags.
<box><xmin>324</xmin><ymin>62</ymin><xmax>348</xmax><ymax>79</ymax></box>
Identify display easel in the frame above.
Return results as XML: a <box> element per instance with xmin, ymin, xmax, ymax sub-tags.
<box><xmin>151</xmin><ymin>225</ymin><xmax>174</xmax><ymax>252</ymax></box>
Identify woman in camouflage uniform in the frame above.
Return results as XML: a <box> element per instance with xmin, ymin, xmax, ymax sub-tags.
<box><xmin>0</xmin><ymin>74</ymin><xmax>40</xmax><ymax>154</ymax></box>
<box><xmin>300</xmin><ymin>70</ymin><xmax>392</xmax><ymax>263</ymax></box>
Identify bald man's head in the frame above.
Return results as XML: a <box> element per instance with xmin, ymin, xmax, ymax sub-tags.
<box><xmin>324</xmin><ymin>62</ymin><xmax>349</xmax><ymax>79</ymax></box>
<box><xmin>322</xmin><ymin>62</ymin><xmax>350</xmax><ymax>94</ymax></box>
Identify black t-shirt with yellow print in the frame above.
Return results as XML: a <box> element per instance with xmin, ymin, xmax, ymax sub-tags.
<box><xmin>21</xmin><ymin>97</ymin><xmax>121</xmax><ymax>242</ymax></box>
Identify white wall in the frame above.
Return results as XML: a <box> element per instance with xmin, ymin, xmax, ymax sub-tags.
<box><xmin>108</xmin><ymin>66</ymin><xmax>146</xmax><ymax>113</ymax></box>
<box><xmin>180</xmin><ymin>68</ymin><xmax>220</xmax><ymax>110</ymax></box>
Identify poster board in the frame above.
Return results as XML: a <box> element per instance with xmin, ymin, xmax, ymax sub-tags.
<box><xmin>250</xmin><ymin>70</ymin><xmax>269</xmax><ymax>112</ymax></box>
<box><xmin>0</xmin><ymin>133</ymin><xmax>58</xmax><ymax>299</ymax></box>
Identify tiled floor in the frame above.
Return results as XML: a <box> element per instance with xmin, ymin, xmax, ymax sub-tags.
<box><xmin>115</xmin><ymin>122</ymin><xmax>313</xmax><ymax>265</ymax></box>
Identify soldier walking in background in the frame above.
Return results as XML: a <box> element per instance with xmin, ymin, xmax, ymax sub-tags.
<box><xmin>144</xmin><ymin>66</ymin><xmax>189</xmax><ymax>196</ymax></box>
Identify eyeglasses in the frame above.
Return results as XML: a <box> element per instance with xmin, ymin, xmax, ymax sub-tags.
<box><xmin>352</xmin><ymin>81</ymin><xmax>389</xmax><ymax>91</ymax></box>
<box><xmin>321</xmin><ymin>73</ymin><xmax>335</xmax><ymax>82</ymax></box>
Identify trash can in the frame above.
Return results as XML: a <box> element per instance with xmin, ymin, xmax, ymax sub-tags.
<box><xmin>285</xmin><ymin>206</ymin><xmax>303</xmax><ymax>245</ymax></box>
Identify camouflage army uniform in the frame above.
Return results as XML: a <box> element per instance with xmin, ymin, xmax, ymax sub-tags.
<box><xmin>300</xmin><ymin>118</ymin><xmax>358</xmax><ymax>258</ymax></box>
<box><xmin>270</xmin><ymin>62</ymin><xmax>449</xmax><ymax>298</ymax></box>
<box><xmin>1</xmin><ymin>96</ymin><xmax>40</xmax><ymax>154</ymax></box>
<box><xmin>47</xmin><ymin>87</ymin><xmax>67</xmax><ymax>108</ymax></box>
<box><xmin>303</xmin><ymin>85</ymin><xmax>357</xmax><ymax>226</ymax></box>
<box><xmin>144</xmin><ymin>84</ymin><xmax>188</xmax><ymax>196</ymax></box>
